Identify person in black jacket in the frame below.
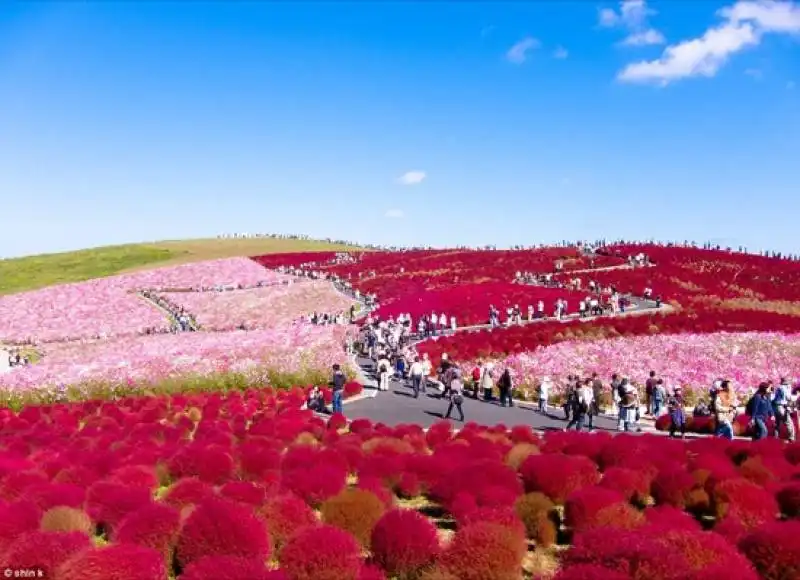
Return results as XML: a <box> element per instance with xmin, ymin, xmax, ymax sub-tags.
<box><xmin>330</xmin><ymin>364</ymin><xmax>346</xmax><ymax>414</ymax></box>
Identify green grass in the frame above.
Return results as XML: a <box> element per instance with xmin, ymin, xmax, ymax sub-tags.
<box><xmin>0</xmin><ymin>238</ymin><xmax>362</xmax><ymax>295</ymax></box>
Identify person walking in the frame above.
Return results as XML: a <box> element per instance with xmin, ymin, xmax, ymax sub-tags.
<box><xmin>539</xmin><ymin>376</ymin><xmax>552</xmax><ymax>415</ymax></box>
<box><xmin>587</xmin><ymin>373</ymin><xmax>604</xmax><ymax>430</ymax></box>
<box><xmin>747</xmin><ymin>382</ymin><xmax>775</xmax><ymax>441</ymax></box>
<box><xmin>667</xmin><ymin>386</ymin><xmax>686</xmax><ymax>438</ymax></box>
<box><xmin>773</xmin><ymin>378</ymin><xmax>796</xmax><ymax>441</ymax></box>
<box><xmin>565</xmin><ymin>380</ymin><xmax>593</xmax><ymax>431</ymax></box>
<box><xmin>331</xmin><ymin>364</ymin><xmax>346</xmax><ymax>414</ymax></box>
<box><xmin>498</xmin><ymin>368</ymin><xmax>514</xmax><ymax>407</ymax></box>
<box><xmin>444</xmin><ymin>367</ymin><xmax>465</xmax><ymax>422</ymax></box>
<box><xmin>409</xmin><ymin>356</ymin><xmax>424</xmax><ymax>398</ymax></box>
<box><xmin>480</xmin><ymin>362</ymin><xmax>495</xmax><ymax>402</ymax></box>
<box><xmin>712</xmin><ymin>380</ymin><xmax>738</xmax><ymax>440</ymax></box>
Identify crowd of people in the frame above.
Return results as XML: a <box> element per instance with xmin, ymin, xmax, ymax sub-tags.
<box><xmin>140</xmin><ymin>291</ymin><xmax>197</xmax><ymax>332</ymax></box>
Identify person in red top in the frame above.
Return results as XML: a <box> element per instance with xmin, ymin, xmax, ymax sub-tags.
<box><xmin>645</xmin><ymin>370</ymin><xmax>657</xmax><ymax>415</ymax></box>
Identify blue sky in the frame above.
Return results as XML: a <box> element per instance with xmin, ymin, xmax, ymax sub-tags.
<box><xmin>0</xmin><ymin>1</ymin><xmax>798</xmax><ymax>258</ymax></box>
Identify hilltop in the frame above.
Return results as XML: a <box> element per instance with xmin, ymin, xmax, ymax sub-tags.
<box><xmin>0</xmin><ymin>237</ymin><xmax>361</xmax><ymax>295</ymax></box>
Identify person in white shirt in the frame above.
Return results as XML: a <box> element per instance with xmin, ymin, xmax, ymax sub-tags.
<box><xmin>450</xmin><ymin>316</ymin><xmax>456</xmax><ymax>332</ymax></box>
<box><xmin>539</xmin><ymin>377</ymin><xmax>552</xmax><ymax>414</ymax></box>
<box><xmin>537</xmin><ymin>301</ymin><xmax>544</xmax><ymax>318</ymax></box>
<box><xmin>377</xmin><ymin>355</ymin><xmax>391</xmax><ymax>391</ymax></box>
<box><xmin>409</xmin><ymin>356</ymin><xmax>424</xmax><ymax>398</ymax></box>
<box><xmin>420</xmin><ymin>354</ymin><xmax>432</xmax><ymax>393</ymax></box>
<box><xmin>528</xmin><ymin>305</ymin><xmax>534</xmax><ymax>321</ymax></box>
<box><xmin>439</xmin><ymin>313</ymin><xmax>447</xmax><ymax>330</ymax></box>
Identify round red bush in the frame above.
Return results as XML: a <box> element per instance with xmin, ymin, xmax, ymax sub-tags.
<box><xmin>85</xmin><ymin>481</ymin><xmax>152</xmax><ymax>532</ymax></box>
<box><xmin>281</xmin><ymin>463</ymin><xmax>347</xmax><ymax>507</ymax></box>
<box><xmin>162</xmin><ymin>478</ymin><xmax>215</xmax><ymax>509</ymax></box>
<box><xmin>643</xmin><ymin>506</ymin><xmax>701</xmax><ymax>531</ymax></box>
<box><xmin>0</xmin><ymin>500</ymin><xmax>40</xmax><ymax>553</ymax></box>
<box><xmin>179</xmin><ymin>556</ymin><xmax>274</xmax><ymax>580</ymax></box>
<box><xmin>738</xmin><ymin>520</ymin><xmax>800</xmax><ymax>580</ymax></box>
<box><xmin>656</xmin><ymin>529</ymin><xmax>757</xmax><ymax>574</ymax></box>
<box><xmin>553</xmin><ymin>565</ymin><xmax>631</xmax><ymax>580</ymax></box>
<box><xmin>280</xmin><ymin>524</ymin><xmax>361</xmax><ymax>580</ymax></box>
<box><xmin>357</xmin><ymin>564</ymin><xmax>387</xmax><ymax>580</ymax></box>
<box><xmin>520</xmin><ymin>454</ymin><xmax>599</xmax><ymax>504</ymax></box>
<box><xmin>219</xmin><ymin>481</ymin><xmax>267</xmax><ymax>506</ymax></box>
<box><xmin>458</xmin><ymin>506</ymin><xmax>526</xmax><ymax>541</ymax></box>
<box><xmin>651</xmin><ymin>468</ymin><xmax>697</xmax><ymax>509</ymax></box>
<box><xmin>55</xmin><ymin>544</ymin><xmax>167</xmax><ymax>580</ymax></box>
<box><xmin>564</xmin><ymin>486</ymin><xmax>627</xmax><ymax>531</ymax></box>
<box><xmin>176</xmin><ymin>496</ymin><xmax>270</xmax><ymax>568</ymax></box>
<box><xmin>257</xmin><ymin>493</ymin><xmax>318</xmax><ymax>552</ymax></box>
<box><xmin>113</xmin><ymin>501</ymin><xmax>182</xmax><ymax>561</ymax></box>
<box><xmin>438</xmin><ymin>522</ymin><xmax>526</xmax><ymax>580</ymax></box>
<box><xmin>564</xmin><ymin>527</ymin><xmax>686</xmax><ymax>580</ymax></box>
<box><xmin>712</xmin><ymin>477</ymin><xmax>779</xmax><ymax>529</ymax></box>
<box><xmin>1</xmin><ymin>530</ymin><xmax>90</xmax><ymax>577</ymax></box>
<box><xmin>599</xmin><ymin>467</ymin><xmax>650</xmax><ymax>505</ymax></box>
<box><xmin>371</xmin><ymin>508</ymin><xmax>440</xmax><ymax>578</ymax></box>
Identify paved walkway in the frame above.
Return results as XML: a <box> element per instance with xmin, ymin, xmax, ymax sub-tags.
<box><xmin>344</xmin><ymin>355</ymin><xmax>647</xmax><ymax>432</ymax></box>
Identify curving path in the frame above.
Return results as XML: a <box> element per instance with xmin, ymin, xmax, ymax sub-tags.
<box><xmin>344</xmin><ymin>355</ymin><xmax>654</xmax><ymax>432</ymax></box>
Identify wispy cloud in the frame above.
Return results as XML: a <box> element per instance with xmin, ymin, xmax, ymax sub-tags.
<box><xmin>788</xmin><ymin>80</ymin><xmax>796</xmax><ymax>89</ymax></box>
<box><xmin>599</xmin><ymin>0</ymin><xmax>666</xmax><ymax>46</ymax></box>
<box><xmin>506</xmin><ymin>36</ymin><xmax>540</xmax><ymax>64</ymax></box>
<box><xmin>553</xmin><ymin>46</ymin><xmax>569</xmax><ymax>59</ymax></box>
<box><xmin>397</xmin><ymin>171</ymin><xmax>426</xmax><ymax>185</ymax></box>
<box><xmin>744</xmin><ymin>67</ymin><xmax>764</xmax><ymax>79</ymax></box>
<box><xmin>384</xmin><ymin>209</ymin><xmax>405</xmax><ymax>219</ymax></box>
<box><xmin>617</xmin><ymin>0</ymin><xmax>800</xmax><ymax>86</ymax></box>
<box><xmin>481</xmin><ymin>25</ymin><xmax>496</xmax><ymax>38</ymax></box>
<box><xmin>621</xmin><ymin>28</ymin><xmax>666</xmax><ymax>46</ymax></box>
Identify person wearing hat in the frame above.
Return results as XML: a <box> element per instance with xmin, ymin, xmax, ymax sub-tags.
<box><xmin>617</xmin><ymin>379</ymin><xmax>640</xmax><ymax>432</ymax></box>
<box><xmin>712</xmin><ymin>380</ymin><xmax>738</xmax><ymax>440</ymax></box>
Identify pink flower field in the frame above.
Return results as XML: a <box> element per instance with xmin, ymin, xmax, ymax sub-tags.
<box><xmin>164</xmin><ymin>280</ymin><xmax>355</xmax><ymax>331</ymax></box>
<box><xmin>0</xmin><ymin>258</ymin><xmax>283</xmax><ymax>343</ymax></box>
<box><xmin>491</xmin><ymin>332</ymin><xmax>800</xmax><ymax>398</ymax></box>
<box><xmin>0</xmin><ymin>324</ymin><xmax>352</xmax><ymax>395</ymax></box>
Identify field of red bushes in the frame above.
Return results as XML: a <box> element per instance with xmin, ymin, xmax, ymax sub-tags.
<box><xmin>1</xmin><ymin>389</ymin><xmax>799</xmax><ymax>580</ymax></box>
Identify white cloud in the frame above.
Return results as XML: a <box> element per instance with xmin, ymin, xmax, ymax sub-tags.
<box><xmin>617</xmin><ymin>1</ymin><xmax>800</xmax><ymax>86</ymax></box>
<box><xmin>384</xmin><ymin>209</ymin><xmax>405</xmax><ymax>219</ymax></box>
<box><xmin>481</xmin><ymin>25</ymin><xmax>496</xmax><ymax>37</ymax></box>
<box><xmin>720</xmin><ymin>0</ymin><xmax>800</xmax><ymax>33</ymax></box>
<box><xmin>600</xmin><ymin>0</ymin><xmax>664</xmax><ymax>44</ymax></box>
<box><xmin>745</xmin><ymin>67</ymin><xmax>764</xmax><ymax>78</ymax></box>
<box><xmin>553</xmin><ymin>46</ymin><xmax>569</xmax><ymax>59</ymax></box>
<box><xmin>397</xmin><ymin>171</ymin><xmax>426</xmax><ymax>185</ymax></box>
<box><xmin>599</xmin><ymin>8</ymin><xmax>619</xmax><ymax>27</ymax></box>
<box><xmin>618</xmin><ymin>21</ymin><xmax>759</xmax><ymax>85</ymax></box>
<box><xmin>506</xmin><ymin>37</ymin><xmax>540</xmax><ymax>64</ymax></box>
<box><xmin>621</xmin><ymin>28</ymin><xmax>666</xmax><ymax>46</ymax></box>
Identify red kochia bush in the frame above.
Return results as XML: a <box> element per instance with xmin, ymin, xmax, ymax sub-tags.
<box><xmin>519</xmin><ymin>453</ymin><xmax>599</xmax><ymax>504</ymax></box>
<box><xmin>0</xmin><ymin>500</ymin><xmax>40</xmax><ymax>553</ymax></box>
<box><xmin>85</xmin><ymin>481</ymin><xmax>152</xmax><ymax>531</ymax></box>
<box><xmin>564</xmin><ymin>487</ymin><xmax>627</xmax><ymax>531</ymax></box>
<box><xmin>553</xmin><ymin>565</ymin><xmax>631</xmax><ymax>580</ymax></box>
<box><xmin>564</xmin><ymin>527</ymin><xmax>686</xmax><ymax>580</ymax></box>
<box><xmin>113</xmin><ymin>502</ymin><xmax>182</xmax><ymax>561</ymax></box>
<box><xmin>257</xmin><ymin>493</ymin><xmax>318</xmax><ymax>551</ymax></box>
<box><xmin>179</xmin><ymin>556</ymin><xmax>274</xmax><ymax>580</ymax></box>
<box><xmin>161</xmin><ymin>477</ymin><xmax>215</xmax><ymax>509</ymax></box>
<box><xmin>219</xmin><ymin>481</ymin><xmax>267</xmax><ymax>506</ymax></box>
<box><xmin>55</xmin><ymin>544</ymin><xmax>168</xmax><ymax>580</ymax></box>
<box><xmin>711</xmin><ymin>477</ymin><xmax>779</xmax><ymax>528</ymax></box>
<box><xmin>651</xmin><ymin>468</ymin><xmax>697</xmax><ymax>508</ymax></box>
<box><xmin>176</xmin><ymin>496</ymin><xmax>270</xmax><ymax>568</ymax></box>
<box><xmin>1</xmin><ymin>531</ymin><xmax>90</xmax><ymax>577</ymax></box>
<box><xmin>438</xmin><ymin>522</ymin><xmax>526</xmax><ymax>580</ymax></box>
<box><xmin>738</xmin><ymin>520</ymin><xmax>800</xmax><ymax>580</ymax></box>
<box><xmin>371</xmin><ymin>508</ymin><xmax>440</xmax><ymax>578</ymax></box>
<box><xmin>599</xmin><ymin>467</ymin><xmax>651</xmax><ymax>505</ymax></box>
<box><xmin>280</xmin><ymin>524</ymin><xmax>361</xmax><ymax>580</ymax></box>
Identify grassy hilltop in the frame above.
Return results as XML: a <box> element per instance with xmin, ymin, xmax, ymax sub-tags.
<box><xmin>0</xmin><ymin>237</ymin><xmax>361</xmax><ymax>295</ymax></box>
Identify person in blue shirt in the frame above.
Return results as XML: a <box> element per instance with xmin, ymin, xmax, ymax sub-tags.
<box><xmin>747</xmin><ymin>382</ymin><xmax>775</xmax><ymax>441</ymax></box>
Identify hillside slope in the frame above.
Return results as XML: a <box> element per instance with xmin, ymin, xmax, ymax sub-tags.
<box><xmin>0</xmin><ymin>237</ymin><xmax>361</xmax><ymax>295</ymax></box>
